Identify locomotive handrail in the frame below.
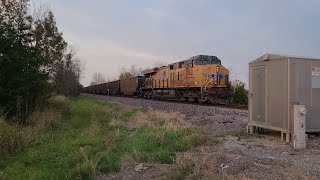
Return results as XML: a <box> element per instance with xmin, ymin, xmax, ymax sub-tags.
<box><xmin>200</xmin><ymin>75</ymin><xmax>210</xmax><ymax>101</ymax></box>
<box><xmin>204</xmin><ymin>77</ymin><xmax>212</xmax><ymax>92</ymax></box>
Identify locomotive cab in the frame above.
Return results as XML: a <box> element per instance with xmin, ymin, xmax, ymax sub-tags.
<box><xmin>191</xmin><ymin>56</ymin><xmax>230</xmax><ymax>88</ymax></box>
<box><xmin>189</xmin><ymin>55</ymin><xmax>232</xmax><ymax>103</ymax></box>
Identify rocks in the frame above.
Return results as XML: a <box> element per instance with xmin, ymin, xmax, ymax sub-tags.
<box><xmin>134</xmin><ymin>164</ymin><xmax>149</xmax><ymax>173</ymax></box>
<box><xmin>87</xmin><ymin>94</ymin><xmax>248</xmax><ymax>135</ymax></box>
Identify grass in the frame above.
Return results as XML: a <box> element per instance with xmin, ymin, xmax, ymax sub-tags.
<box><xmin>0</xmin><ymin>96</ymin><xmax>206</xmax><ymax>179</ymax></box>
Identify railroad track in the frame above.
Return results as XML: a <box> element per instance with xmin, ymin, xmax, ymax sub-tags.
<box><xmin>84</xmin><ymin>93</ymin><xmax>248</xmax><ymax>110</ymax></box>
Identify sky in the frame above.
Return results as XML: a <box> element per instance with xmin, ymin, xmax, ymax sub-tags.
<box><xmin>33</xmin><ymin>0</ymin><xmax>320</xmax><ymax>86</ymax></box>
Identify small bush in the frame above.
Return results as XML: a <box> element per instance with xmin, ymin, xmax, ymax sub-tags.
<box><xmin>0</xmin><ymin>96</ymin><xmax>63</xmax><ymax>153</ymax></box>
<box><xmin>170</xmin><ymin>153</ymin><xmax>195</xmax><ymax>180</ymax></box>
<box><xmin>232</xmin><ymin>80</ymin><xmax>248</xmax><ymax>105</ymax></box>
<box><xmin>0</xmin><ymin>120</ymin><xmax>20</xmax><ymax>152</ymax></box>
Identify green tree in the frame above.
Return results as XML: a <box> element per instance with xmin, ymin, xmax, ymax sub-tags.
<box><xmin>33</xmin><ymin>10</ymin><xmax>85</xmax><ymax>96</ymax></box>
<box><xmin>0</xmin><ymin>0</ymin><xmax>50</xmax><ymax>121</ymax></box>
<box><xmin>232</xmin><ymin>80</ymin><xmax>248</xmax><ymax>105</ymax></box>
<box><xmin>33</xmin><ymin>10</ymin><xmax>68</xmax><ymax>93</ymax></box>
<box><xmin>0</xmin><ymin>0</ymin><xmax>85</xmax><ymax>122</ymax></box>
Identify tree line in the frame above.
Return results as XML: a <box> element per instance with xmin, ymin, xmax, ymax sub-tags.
<box><xmin>0</xmin><ymin>0</ymin><xmax>85</xmax><ymax>122</ymax></box>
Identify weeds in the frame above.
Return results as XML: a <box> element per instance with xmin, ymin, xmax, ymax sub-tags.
<box><xmin>0</xmin><ymin>105</ymin><xmax>62</xmax><ymax>153</ymax></box>
<box><xmin>170</xmin><ymin>153</ymin><xmax>196</xmax><ymax>180</ymax></box>
<box><xmin>0</xmin><ymin>96</ymin><xmax>205</xmax><ymax>180</ymax></box>
<box><xmin>79</xmin><ymin>147</ymin><xmax>103</xmax><ymax>178</ymax></box>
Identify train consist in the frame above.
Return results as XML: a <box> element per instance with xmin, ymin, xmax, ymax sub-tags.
<box><xmin>84</xmin><ymin>55</ymin><xmax>233</xmax><ymax>104</ymax></box>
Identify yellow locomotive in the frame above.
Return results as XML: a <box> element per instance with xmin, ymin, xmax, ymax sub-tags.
<box><xmin>142</xmin><ymin>55</ymin><xmax>232</xmax><ymax>104</ymax></box>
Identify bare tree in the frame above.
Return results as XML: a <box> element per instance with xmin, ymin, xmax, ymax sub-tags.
<box><xmin>57</xmin><ymin>47</ymin><xmax>86</xmax><ymax>96</ymax></box>
<box><xmin>153</xmin><ymin>61</ymin><xmax>167</xmax><ymax>67</ymax></box>
<box><xmin>31</xmin><ymin>1</ymin><xmax>51</xmax><ymax>22</ymax></box>
<box><xmin>228</xmin><ymin>66</ymin><xmax>240</xmax><ymax>82</ymax></box>
<box><xmin>91</xmin><ymin>73</ymin><xmax>106</xmax><ymax>85</ymax></box>
<box><xmin>73</xmin><ymin>58</ymin><xmax>86</xmax><ymax>82</ymax></box>
<box><xmin>72</xmin><ymin>58</ymin><xmax>86</xmax><ymax>94</ymax></box>
<box><xmin>119</xmin><ymin>67</ymin><xmax>133</xmax><ymax>80</ymax></box>
<box><xmin>119</xmin><ymin>65</ymin><xmax>144</xmax><ymax>80</ymax></box>
<box><xmin>129</xmin><ymin>65</ymin><xmax>144</xmax><ymax>76</ymax></box>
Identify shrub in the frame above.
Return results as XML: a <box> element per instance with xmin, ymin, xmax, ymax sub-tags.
<box><xmin>232</xmin><ymin>80</ymin><xmax>248</xmax><ymax>105</ymax></box>
<box><xmin>0</xmin><ymin>96</ymin><xmax>63</xmax><ymax>153</ymax></box>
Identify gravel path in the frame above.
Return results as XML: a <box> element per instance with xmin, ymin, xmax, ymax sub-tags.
<box><xmin>85</xmin><ymin>94</ymin><xmax>248</xmax><ymax>135</ymax></box>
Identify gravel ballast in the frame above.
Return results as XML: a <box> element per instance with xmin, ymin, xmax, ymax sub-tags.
<box><xmin>85</xmin><ymin>94</ymin><xmax>248</xmax><ymax>135</ymax></box>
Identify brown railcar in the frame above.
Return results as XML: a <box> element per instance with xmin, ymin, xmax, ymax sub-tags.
<box><xmin>96</xmin><ymin>84</ymin><xmax>102</xmax><ymax>94</ymax></box>
<box><xmin>108</xmin><ymin>80</ymin><xmax>120</xmax><ymax>95</ymax></box>
<box><xmin>100</xmin><ymin>83</ymin><xmax>109</xmax><ymax>94</ymax></box>
<box><xmin>120</xmin><ymin>76</ymin><xmax>145</xmax><ymax>96</ymax></box>
<box><xmin>91</xmin><ymin>85</ymin><xmax>95</xmax><ymax>94</ymax></box>
<box><xmin>94</xmin><ymin>84</ymin><xmax>100</xmax><ymax>94</ymax></box>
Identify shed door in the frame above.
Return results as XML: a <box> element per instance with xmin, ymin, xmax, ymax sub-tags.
<box><xmin>252</xmin><ymin>66</ymin><xmax>267</xmax><ymax>123</ymax></box>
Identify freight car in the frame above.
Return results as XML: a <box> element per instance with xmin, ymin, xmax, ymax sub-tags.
<box><xmin>85</xmin><ymin>76</ymin><xmax>145</xmax><ymax>97</ymax></box>
<box><xmin>142</xmin><ymin>55</ymin><xmax>232</xmax><ymax>104</ymax></box>
<box><xmin>108</xmin><ymin>80</ymin><xmax>120</xmax><ymax>95</ymax></box>
<box><xmin>120</xmin><ymin>76</ymin><xmax>145</xmax><ymax>96</ymax></box>
<box><xmin>100</xmin><ymin>83</ymin><xmax>109</xmax><ymax>94</ymax></box>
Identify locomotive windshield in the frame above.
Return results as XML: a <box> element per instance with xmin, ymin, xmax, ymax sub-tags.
<box><xmin>195</xmin><ymin>58</ymin><xmax>221</xmax><ymax>65</ymax></box>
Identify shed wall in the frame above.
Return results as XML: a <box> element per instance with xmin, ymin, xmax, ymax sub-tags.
<box><xmin>250</xmin><ymin>54</ymin><xmax>320</xmax><ymax>134</ymax></box>
<box><xmin>250</xmin><ymin>65</ymin><xmax>267</xmax><ymax>124</ymax></box>
<box><xmin>290</xmin><ymin>58</ymin><xmax>320</xmax><ymax>131</ymax></box>
<box><xmin>268</xmin><ymin>59</ymin><xmax>288</xmax><ymax>129</ymax></box>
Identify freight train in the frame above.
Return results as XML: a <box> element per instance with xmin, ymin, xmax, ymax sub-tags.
<box><xmin>84</xmin><ymin>55</ymin><xmax>233</xmax><ymax>104</ymax></box>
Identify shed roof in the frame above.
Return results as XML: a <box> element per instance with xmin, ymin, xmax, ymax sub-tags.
<box><xmin>250</xmin><ymin>53</ymin><xmax>320</xmax><ymax>64</ymax></box>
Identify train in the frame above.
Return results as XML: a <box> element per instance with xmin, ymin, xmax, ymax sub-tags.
<box><xmin>84</xmin><ymin>55</ymin><xmax>233</xmax><ymax>104</ymax></box>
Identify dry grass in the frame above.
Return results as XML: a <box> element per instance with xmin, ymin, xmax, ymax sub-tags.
<box><xmin>48</xmin><ymin>95</ymin><xmax>67</xmax><ymax>105</ymax></box>
<box><xmin>0</xmin><ymin>96</ymin><xmax>64</xmax><ymax>153</ymax></box>
<box><xmin>83</xmin><ymin>119</ymin><xmax>101</xmax><ymax>137</ymax></box>
<box><xmin>120</xmin><ymin>153</ymin><xmax>138</xmax><ymax>166</ymax></box>
<box><xmin>127</xmin><ymin>110</ymin><xmax>188</xmax><ymax>131</ymax></box>
<box><xmin>79</xmin><ymin>146</ymin><xmax>103</xmax><ymax>178</ymax></box>
<box><xmin>20</xmin><ymin>108</ymin><xmax>61</xmax><ymax>144</ymax></box>
<box><xmin>170</xmin><ymin>152</ymin><xmax>195</xmax><ymax>179</ymax></box>
<box><xmin>105</xmin><ymin>128</ymin><xmax>122</xmax><ymax>152</ymax></box>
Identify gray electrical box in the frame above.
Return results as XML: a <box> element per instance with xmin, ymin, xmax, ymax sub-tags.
<box><xmin>248</xmin><ymin>54</ymin><xmax>320</xmax><ymax>143</ymax></box>
<box><xmin>293</xmin><ymin>105</ymin><xmax>306</xmax><ymax>149</ymax></box>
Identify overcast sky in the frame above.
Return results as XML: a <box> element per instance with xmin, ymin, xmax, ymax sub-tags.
<box><xmin>34</xmin><ymin>0</ymin><xmax>320</xmax><ymax>86</ymax></box>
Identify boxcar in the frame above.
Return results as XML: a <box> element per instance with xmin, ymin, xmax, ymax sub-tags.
<box><xmin>92</xmin><ymin>85</ymin><xmax>97</xmax><ymax>94</ymax></box>
<box><xmin>96</xmin><ymin>84</ymin><xmax>102</xmax><ymax>94</ymax></box>
<box><xmin>108</xmin><ymin>80</ymin><xmax>120</xmax><ymax>95</ymax></box>
<box><xmin>100</xmin><ymin>83</ymin><xmax>109</xmax><ymax>94</ymax></box>
<box><xmin>95</xmin><ymin>84</ymin><xmax>100</xmax><ymax>94</ymax></box>
<box><xmin>120</xmin><ymin>76</ymin><xmax>145</xmax><ymax>96</ymax></box>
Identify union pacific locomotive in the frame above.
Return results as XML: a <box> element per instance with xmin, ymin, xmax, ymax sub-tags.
<box><xmin>84</xmin><ymin>55</ymin><xmax>232</xmax><ymax>104</ymax></box>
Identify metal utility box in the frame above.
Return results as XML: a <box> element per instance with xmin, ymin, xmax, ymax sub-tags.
<box><xmin>248</xmin><ymin>54</ymin><xmax>320</xmax><ymax>139</ymax></box>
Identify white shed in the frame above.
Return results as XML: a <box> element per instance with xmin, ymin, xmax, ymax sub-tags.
<box><xmin>248</xmin><ymin>54</ymin><xmax>320</xmax><ymax>142</ymax></box>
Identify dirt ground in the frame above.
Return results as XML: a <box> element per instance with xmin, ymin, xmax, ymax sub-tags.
<box><xmin>96</xmin><ymin>132</ymin><xmax>320</xmax><ymax>180</ymax></box>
